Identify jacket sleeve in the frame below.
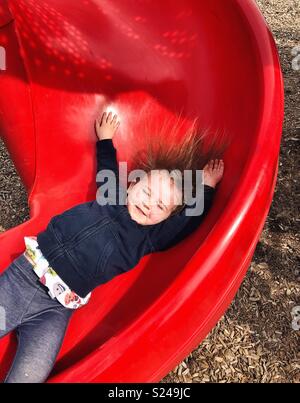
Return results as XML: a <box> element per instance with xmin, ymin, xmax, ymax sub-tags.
<box><xmin>149</xmin><ymin>184</ymin><xmax>216</xmax><ymax>252</ymax></box>
<box><xmin>95</xmin><ymin>139</ymin><xmax>128</xmax><ymax>204</ymax></box>
<box><xmin>96</xmin><ymin>139</ymin><xmax>119</xmax><ymax>189</ymax></box>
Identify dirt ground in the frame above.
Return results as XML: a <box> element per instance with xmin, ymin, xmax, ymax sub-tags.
<box><xmin>0</xmin><ymin>0</ymin><xmax>299</xmax><ymax>383</ymax></box>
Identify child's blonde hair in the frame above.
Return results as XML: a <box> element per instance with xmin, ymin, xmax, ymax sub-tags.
<box><xmin>130</xmin><ymin>114</ymin><xmax>231</xmax><ymax>216</ymax></box>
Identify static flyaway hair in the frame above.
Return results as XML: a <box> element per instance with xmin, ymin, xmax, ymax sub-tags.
<box><xmin>130</xmin><ymin>114</ymin><xmax>231</xmax><ymax>216</ymax></box>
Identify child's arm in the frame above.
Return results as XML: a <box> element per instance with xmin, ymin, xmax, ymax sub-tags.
<box><xmin>95</xmin><ymin>111</ymin><xmax>121</xmax><ymax>193</ymax></box>
<box><xmin>149</xmin><ymin>159</ymin><xmax>224</xmax><ymax>251</ymax></box>
<box><xmin>95</xmin><ymin>138</ymin><xmax>119</xmax><ymax>189</ymax></box>
<box><xmin>148</xmin><ymin>184</ymin><xmax>216</xmax><ymax>252</ymax></box>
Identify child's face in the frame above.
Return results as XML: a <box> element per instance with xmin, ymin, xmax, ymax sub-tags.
<box><xmin>126</xmin><ymin>170</ymin><xmax>182</xmax><ymax>225</ymax></box>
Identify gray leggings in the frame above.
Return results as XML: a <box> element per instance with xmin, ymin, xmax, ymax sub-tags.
<box><xmin>0</xmin><ymin>253</ymin><xmax>73</xmax><ymax>383</ymax></box>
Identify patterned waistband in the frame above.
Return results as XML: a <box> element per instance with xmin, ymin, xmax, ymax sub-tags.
<box><xmin>23</xmin><ymin>236</ymin><xmax>91</xmax><ymax>309</ymax></box>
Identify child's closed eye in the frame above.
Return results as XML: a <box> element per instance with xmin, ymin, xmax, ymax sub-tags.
<box><xmin>143</xmin><ymin>187</ymin><xmax>165</xmax><ymax>211</ymax></box>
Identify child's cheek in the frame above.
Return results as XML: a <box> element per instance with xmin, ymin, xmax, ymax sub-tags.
<box><xmin>128</xmin><ymin>189</ymin><xmax>137</xmax><ymax>204</ymax></box>
<box><xmin>135</xmin><ymin>189</ymin><xmax>142</xmax><ymax>203</ymax></box>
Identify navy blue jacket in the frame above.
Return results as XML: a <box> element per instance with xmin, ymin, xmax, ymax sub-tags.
<box><xmin>37</xmin><ymin>139</ymin><xmax>215</xmax><ymax>298</ymax></box>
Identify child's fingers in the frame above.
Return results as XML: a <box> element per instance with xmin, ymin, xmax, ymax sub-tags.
<box><xmin>106</xmin><ymin>111</ymin><xmax>112</xmax><ymax>122</ymax></box>
<box><xmin>101</xmin><ymin>111</ymin><xmax>106</xmax><ymax>124</ymax></box>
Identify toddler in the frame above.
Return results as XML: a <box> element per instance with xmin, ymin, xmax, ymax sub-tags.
<box><xmin>0</xmin><ymin>110</ymin><xmax>225</xmax><ymax>383</ymax></box>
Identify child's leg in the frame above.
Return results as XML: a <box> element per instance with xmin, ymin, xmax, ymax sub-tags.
<box><xmin>0</xmin><ymin>256</ymin><xmax>36</xmax><ymax>339</ymax></box>
<box><xmin>0</xmin><ymin>253</ymin><xmax>73</xmax><ymax>383</ymax></box>
<box><xmin>4</xmin><ymin>304</ymin><xmax>72</xmax><ymax>383</ymax></box>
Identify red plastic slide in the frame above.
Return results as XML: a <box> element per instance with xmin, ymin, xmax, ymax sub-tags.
<box><xmin>0</xmin><ymin>0</ymin><xmax>283</xmax><ymax>382</ymax></box>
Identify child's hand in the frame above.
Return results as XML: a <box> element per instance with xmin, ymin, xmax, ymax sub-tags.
<box><xmin>95</xmin><ymin>111</ymin><xmax>120</xmax><ymax>140</ymax></box>
<box><xmin>203</xmin><ymin>159</ymin><xmax>224</xmax><ymax>188</ymax></box>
